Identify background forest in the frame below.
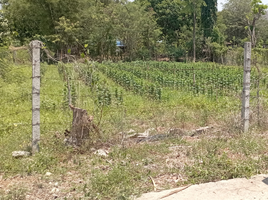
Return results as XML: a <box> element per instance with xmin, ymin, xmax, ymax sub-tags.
<box><xmin>0</xmin><ymin>0</ymin><xmax>268</xmax><ymax>61</ymax></box>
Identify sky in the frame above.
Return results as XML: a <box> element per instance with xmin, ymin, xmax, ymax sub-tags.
<box><xmin>218</xmin><ymin>0</ymin><xmax>268</xmax><ymax>11</ymax></box>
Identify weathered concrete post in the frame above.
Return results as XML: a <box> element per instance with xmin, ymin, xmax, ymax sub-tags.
<box><xmin>242</xmin><ymin>42</ymin><xmax>251</xmax><ymax>132</ymax></box>
<box><xmin>30</xmin><ymin>40</ymin><xmax>42</xmax><ymax>153</ymax></box>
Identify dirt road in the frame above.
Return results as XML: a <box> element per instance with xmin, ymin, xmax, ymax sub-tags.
<box><xmin>136</xmin><ymin>174</ymin><xmax>268</xmax><ymax>200</ymax></box>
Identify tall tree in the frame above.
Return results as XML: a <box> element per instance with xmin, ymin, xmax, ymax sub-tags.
<box><xmin>1</xmin><ymin>0</ymin><xmax>81</xmax><ymax>44</ymax></box>
<box><xmin>183</xmin><ymin>0</ymin><xmax>204</xmax><ymax>62</ymax></box>
<box><xmin>201</xmin><ymin>0</ymin><xmax>217</xmax><ymax>38</ymax></box>
<box><xmin>245</xmin><ymin>0</ymin><xmax>268</xmax><ymax>47</ymax></box>
<box><xmin>0</xmin><ymin>9</ymin><xmax>14</xmax><ymax>46</ymax></box>
<box><xmin>221</xmin><ymin>0</ymin><xmax>251</xmax><ymax>44</ymax></box>
<box><xmin>138</xmin><ymin>0</ymin><xmax>190</xmax><ymax>45</ymax></box>
<box><xmin>221</xmin><ymin>0</ymin><xmax>268</xmax><ymax>47</ymax></box>
<box><xmin>1</xmin><ymin>0</ymin><xmax>161</xmax><ymax>59</ymax></box>
<box><xmin>256</xmin><ymin>11</ymin><xmax>268</xmax><ymax>45</ymax></box>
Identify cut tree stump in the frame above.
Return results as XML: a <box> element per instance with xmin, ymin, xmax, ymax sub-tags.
<box><xmin>67</xmin><ymin>104</ymin><xmax>99</xmax><ymax>146</ymax></box>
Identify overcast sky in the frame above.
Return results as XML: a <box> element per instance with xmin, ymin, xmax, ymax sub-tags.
<box><xmin>218</xmin><ymin>0</ymin><xmax>268</xmax><ymax>11</ymax></box>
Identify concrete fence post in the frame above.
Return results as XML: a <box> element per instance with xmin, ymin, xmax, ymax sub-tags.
<box><xmin>30</xmin><ymin>40</ymin><xmax>42</xmax><ymax>153</ymax></box>
<box><xmin>242</xmin><ymin>42</ymin><xmax>251</xmax><ymax>132</ymax></box>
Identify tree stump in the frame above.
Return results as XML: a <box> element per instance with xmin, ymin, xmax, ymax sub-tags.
<box><xmin>66</xmin><ymin>104</ymin><xmax>99</xmax><ymax>146</ymax></box>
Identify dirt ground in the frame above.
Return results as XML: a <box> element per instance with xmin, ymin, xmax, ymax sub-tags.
<box><xmin>136</xmin><ymin>174</ymin><xmax>268</xmax><ymax>200</ymax></box>
<box><xmin>0</xmin><ymin>171</ymin><xmax>85</xmax><ymax>199</ymax></box>
<box><xmin>1</xmin><ymin>172</ymin><xmax>268</xmax><ymax>199</ymax></box>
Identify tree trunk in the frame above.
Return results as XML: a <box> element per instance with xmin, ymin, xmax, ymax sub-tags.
<box><xmin>249</xmin><ymin>16</ymin><xmax>259</xmax><ymax>48</ymax></box>
<box><xmin>193</xmin><ymin>4</ymin><xmax>196</xmax><ymax>63</ymax></box>
<box><xmin>251</xmin><ymin>26</ymin><xmax>256</xmax><ymax>48</ymax></box>
<box><xmin>67</xmin><ymin>104</ymin><xmax>99</xmax><ymax>146</ymax></box>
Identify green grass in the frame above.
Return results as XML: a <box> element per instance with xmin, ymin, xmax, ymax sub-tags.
<box><xmin>1</xmin><ymin>59</ymin><xmax>268</xmax><ymax>199</ymax></box>
<box><xmin>185</xmin><ymin>133</ymin><xmax>267</xmax><ymax>184</ymax></box>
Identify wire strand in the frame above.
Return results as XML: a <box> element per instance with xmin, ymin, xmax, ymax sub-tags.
<box><xmin>0</xmin><ymin>109</ymin><xmax>32</xmax><ymax>119</ymax></box>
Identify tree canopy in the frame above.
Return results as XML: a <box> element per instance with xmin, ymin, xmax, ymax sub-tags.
<box><xmin>201</xmin><ymin>0</ymin><xmax>217</xmax><ymax>38</ymax></box>
<box><xmin>0</xmin><ymin>0</ymin><xmax>267</xmax><ymax>61</ymax></box>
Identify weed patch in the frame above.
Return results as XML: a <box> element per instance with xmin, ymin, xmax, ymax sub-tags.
<box><xmin>85</xmin><ymin>164</ymin><xmax>144</xmax><ymax>199</ymax></box>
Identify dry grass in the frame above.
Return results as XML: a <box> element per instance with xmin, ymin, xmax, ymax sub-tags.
<box><xmin>1</xmin><ymin>62</ymin><xmax>268</xmax><ymax>199</ymax></box>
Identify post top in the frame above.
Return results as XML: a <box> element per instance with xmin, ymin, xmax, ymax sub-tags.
<box><xmin>244</xmin><ymin>42</ymin><xmax>252</xmax><ymax>47</ymax></box>
<box><xmin>30</xmin><ymin>40</ymin><xmax>43</xmax><ymax>49</ymax></box>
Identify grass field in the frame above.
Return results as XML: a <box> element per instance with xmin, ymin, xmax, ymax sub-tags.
<box><xmin>1</xmin><ymin>58</ymin><xmax>268</xmax><ymax>199</ymax></box>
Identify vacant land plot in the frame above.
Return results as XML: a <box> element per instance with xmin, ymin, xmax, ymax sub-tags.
<box><xmin>1</xmin><ymin>60</ymin><xmax>268</xmax><ymax>199</ymax></box>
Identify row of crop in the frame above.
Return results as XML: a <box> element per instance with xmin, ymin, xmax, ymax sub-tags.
<box><xmin>57</xmin><ymin>63</ymin><xmax>123</xmax><ymax>106</ymax></box>
<box><xmin>57</xmin><ymin>61</ymin><xmax>268</xmax><ymax>105</ymax></box>
<box><xmin>126</xmin><ymin>61</ymin><xmax>268</xmax><ymax>90</ymax></box>
<box><xmin>130</xmin><ymin>61</ymin><xmax>221</xmax><ymax>73</ymax></box>
<box><xmin>97</xmin><ymin>64</ymin><xmax>162</xmax><ymax>100</ymax></box>
<box><xmin>77</xmin><ymin>63</ymin><xmax>124</xmax><ymax>106</ymax></box>
<box><xmin>101</xmin><ymin>62</ymin><xmax>243</xmax><ymax>96</ymax></box>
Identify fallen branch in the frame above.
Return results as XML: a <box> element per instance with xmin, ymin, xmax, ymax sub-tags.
<box><xmin>9</xmin><ymin>46</ymin><xmax>28</xmax><ymax>51</ymax></box>
<box><xmin>149</xmin><ymin>176</ymin><xmax>157</xmax><ymax>192</ymax></box>
<box><xmin>191</xmin><ymin>126</ymin><xmax>212</xmax><ymax>136</ymax></box>
<box><xmin>159</xmin><ymin>185</ymin><xmax>191</xmax><ymax>199</ymax></box>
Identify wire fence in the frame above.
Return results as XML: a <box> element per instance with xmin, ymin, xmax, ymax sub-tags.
<box><xmin>0</xmin><ymin>42</ymin><xmax>268</xmax><ymax>151</ymax></box>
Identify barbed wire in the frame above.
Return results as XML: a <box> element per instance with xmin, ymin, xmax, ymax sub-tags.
<box><xmin>37</xmin><ymin>60</ymin><xmax>244</xmax><ymax>71</ymax></box>
<box><xmin>252</xmin><ymin>95</ymin><xmax>268</xmax><ymax>98</ymax></box>
<box><xmin>1</xmin><ymin>46</ymin><xmax>267</xmax><ymax>131</ymax></box>
<box><xmin>0</xmin><ymin>65</ymin><xmax>33</xmax><ymax>72</ymax></box>
<box><xmin>42</xmin><ymin>78</ymin><xmax>84</xmax><ymax>81</ymax></box>
<box><xmin>0</xmin><ymin>116</ymin><xmax>211</xmax><ymax>129</ymax></box>
<box><xmin>40</xmin><ymin>92</ymin><xmax>166</xmax><ymax>98</ymax></box>
<box><xmin>0</xmin><ymin>95</ymin><xmax>32</xmax><ymax>104</ymax></box>
<box><xmin>0</xmin><ymin>122</ymin><xmax>70</xmax><ymax>131</ymax></box>
<box><xmin>0</xmin><ymin>91</ymin><xmax>255</xmax><ymax>123</ymax></box>
<box><xmin>0</xmin><ymin>109</ymin><xmax>32</xmax><ymax>119</ymax></box>
<box><xmin>37</xmin><ymin>102</ymin><xmax>242</xmax><ymax>115</ymax></box>
<box><xmin>0</xmin><ymin>104</ymin><xmax>208</xmax><ymax>120</ymax></box>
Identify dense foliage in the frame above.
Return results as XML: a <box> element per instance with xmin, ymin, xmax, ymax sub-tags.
<box><xmin>0</xmin><ymin>0</ymin><xmax>267</xmax><ymax>61</ymax></box>
<box><xmin>201</xmin><ymin>0</ymin><xmax>217</xmax><ymax>38</ymax></box>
